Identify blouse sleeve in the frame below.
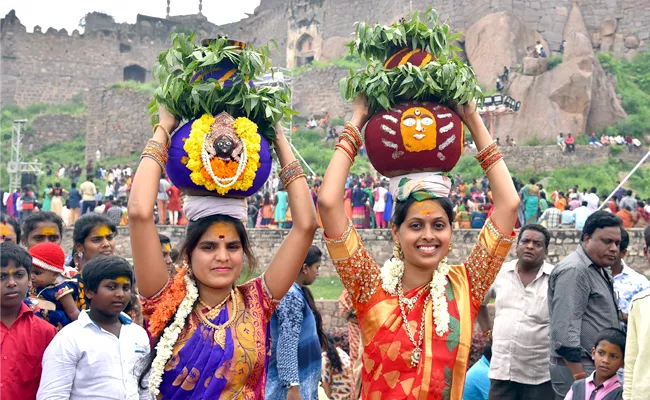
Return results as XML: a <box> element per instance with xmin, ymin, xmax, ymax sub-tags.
<box><xmin>464</xmin><ymin>217</ymin><xmax>516</xmax><ymax>311</ymax></box>
<box><xmin>324</xmin><ymin>219</ymin><xmax>381</xmax><ymax>308</ymax></box>
<box><xmin>54</xmin><ymin>281</ymin><xmax>76</xmax><ymax>301</ymax></box>
<box><xmin>239</xmin><ymin>274</ymin><xmax>281</xmax><ymax>323</ymax></box>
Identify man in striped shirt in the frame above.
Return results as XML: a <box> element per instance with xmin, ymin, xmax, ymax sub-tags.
<box><xmin>478</xmin><ymin>224</ymin><xmax>555</xmax><ymax>400</ymax></box>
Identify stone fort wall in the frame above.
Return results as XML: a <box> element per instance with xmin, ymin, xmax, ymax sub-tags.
<box><xmin>2</xmin><ymin>0</ymin><xmax>648</xmax><ymax>108</ymax></box>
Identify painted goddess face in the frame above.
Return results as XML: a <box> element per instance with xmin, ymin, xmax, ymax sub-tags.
<box><xmin>400</xmin><ymin>107</ymin><xmax>437</xmax><ymax>153</ymax></box>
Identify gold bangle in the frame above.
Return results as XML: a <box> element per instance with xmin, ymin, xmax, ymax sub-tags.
<box><xmin>335</xmin><ymin>145</ymin><xmax>354</xmax><ymax>164</ymax></box>
<box><xmin>284</xmin><ymin>173</ymin><xmax>306</xmax><ymax>188</ymax></box>
<box><xmin>475</xmin><ymin>140</ymin><xmax>498</xmax><ymax>161</ymax></box>
<box><xmin>153</xmin><ymin>124</ymin><xmax>171</xmax><ymax>148</ymax></box>
<box><xmin>141</xmin><ymin>154</ymin><xmax>165</xmax><ymax>171</ymax></box>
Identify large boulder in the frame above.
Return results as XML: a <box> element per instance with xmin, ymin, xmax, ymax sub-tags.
<box><xmin>563</xmin><ymin>3</ymin><xmax>589</xmax><ymax>39</ymax></box>
<box><xmin>486</xmin><ymin>3</ymin><xmax>625</xmax><ymax>143</ymax></box>
<box><xmin>494</xmin><ymin>56</ymin><xmax>594</xmax><ymax>143</ymax></box>
<box><xmin>586</xmin><ymin>62</ymin><xmax>628</xmax><ymax>133</ymax></box>
<box><xmin>465</xmin><ymin>12</ymin><xmax>547</xmax><ymax>88</ymax></box>
<box><xmin>523</xmin><ymin>56</ymin><xmax>548</xmax><ymax>75</ymax></box>
<box><xmin>563</xmin><ymin>31</ymin><xmax>594</xmax><ymax>61</ymax></box>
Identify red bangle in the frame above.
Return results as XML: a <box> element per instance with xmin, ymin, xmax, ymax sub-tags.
<box><xmin>339</xmin><ymin>135</ymin><xmax>359</xmax><ymax>152</ymax></box>
<box><xmin>335</xmin><ymin>144</ymin><xmax>356</xmax><ymax>163</ymax></box>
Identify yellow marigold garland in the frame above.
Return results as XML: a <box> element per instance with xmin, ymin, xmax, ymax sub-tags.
<box><xmin>183</xmin><ymin>114</ymin><xmax>261</xmax><ymax>195</ymax></box>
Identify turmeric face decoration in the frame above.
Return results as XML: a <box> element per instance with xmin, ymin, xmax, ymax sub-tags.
<box><xmin>400</xmin><ymin>107</ymin><xmax>437</xmax><ymax>153</ymax></box>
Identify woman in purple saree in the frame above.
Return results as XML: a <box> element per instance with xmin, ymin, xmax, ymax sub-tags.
<box><xmin>128</xmin><ymin>105</ymin><xmax>318</xmax><ymax>399</ymax></box>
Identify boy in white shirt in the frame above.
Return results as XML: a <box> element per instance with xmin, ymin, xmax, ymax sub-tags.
<box><xmin>38</xmin><ymin>256</ymin><xmax>150</xmax><ymax>400</ymax></box>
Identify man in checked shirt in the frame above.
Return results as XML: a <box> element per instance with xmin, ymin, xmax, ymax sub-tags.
<box><xmin>548</xmin><ymin>211</ymin><xmax>623</xmax><ymax>399</ymax></box>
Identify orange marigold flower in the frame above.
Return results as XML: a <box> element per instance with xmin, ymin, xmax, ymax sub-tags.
<box><xmin>200</xmin><ymin>159</ymin><xmax>240</xmax><ymax>183</ymax></box>
<box><xmin>144</xmin><ymin>265</ymin><xmax>188</xmax><ymax>339</ymax></box>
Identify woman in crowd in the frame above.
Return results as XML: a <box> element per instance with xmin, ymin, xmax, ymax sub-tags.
<box><xmin>49</xmin><ymin>182</ymin><xmax>68</xmax><ymax>218</ymax></box>
<box><xmin>634</xmin><ymin>201</ymin><xmax>650</xmax><ymax>228</ymax></box>
<box><xmin>317</xmin><ymin>96</ymin><xmax>519</xmax><ymax>398</ymax></box>
<box><xmin>266</xmin><ymin>245</ymin><xmax>323</xmax><ymax>399</ymax></box>
<box><xmin>321</xmin><ymin>333</ymin><xmax>354</xmax><ymax>400</ymax></box>
<box><xmin>69</xmin><ymin>213</ymin><xmax>117</xmax><ymax>309</ymax></box>
<box><xmin>274</xmin><ymin>184</ymin><xmax>289</xmax><ymax>229</ymax></box>
<box><xmin>520</xmin><ymin>178</ymin><xmax>540</xmax><ymax>224</ymax></box>
<box><xmin>129</xmin><ymin>106</ymin><xmax>318</xmax><ymax>398</ymax></box>
<box><xmin>67</xmin><ymin>182</ymin><xmax>82</xmax><ymax>225</ymax></box>
<box><xmin>260</xmin><ymin>191</ymin><xmax>273</xmax><ymax>228</ymax></box>
<box><xmin>351</xmin><ymin>183</ymin><xmax>367</xmax><ymax>229</ymax></box>
<box><xmin>42</xmin><ymin>184</ymin><xmax>53</xmax><ymax>212</ymax></box>
<box><xmin>167</xmin><ymin>183</ymin><xmax>182</xmax><ymax>225</ymax></box>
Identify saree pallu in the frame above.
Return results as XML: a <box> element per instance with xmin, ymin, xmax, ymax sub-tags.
<box><xmin>325</xmin><ymin>218</ymin><xmax>515</xmax><ymax>400</ymax></box>
<box><xmin>142</xmin><ymin>277</ymin><xmax>277</xmax><ymax>400</ymax></box>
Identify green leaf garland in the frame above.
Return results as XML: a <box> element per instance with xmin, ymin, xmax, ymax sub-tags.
<box><xmin>148</xmin><ymin>34</ymin><xmax>297</xmax><ymax>142</ymax></box>
<box><xmin>341</xmin><ymin>8</ymin><xmax>483</xmax><ymax>113</ymax></box>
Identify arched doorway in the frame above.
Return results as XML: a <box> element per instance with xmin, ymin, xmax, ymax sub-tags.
<box><xmin>295</xmin><ymin>34</ymin><xmax>315</xmax><ymax>67</ymax></box>
<box><xmin>123</xmin><ymin>64</ymin><xmax>146</xmax><ymax>82</ymax></box>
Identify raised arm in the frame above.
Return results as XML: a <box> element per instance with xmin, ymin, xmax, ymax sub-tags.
<box><xmin>128</xmin><ymin>106</ymin><xmax>178</xmax><ymax>298</ymax></box>
<box><xmin>453</xmin><ymin>101</ymin><xmax>519</xmax><ymax>234</ymax></box>
<box><xmin>263</xmin><ymin>124</ymin><xmax>319</xmax><ymax>299</ymax></box>
<box><xmin>318</xmin><ymin>96</ymin><xmax>369</xmax><ymax>238</ymax></box>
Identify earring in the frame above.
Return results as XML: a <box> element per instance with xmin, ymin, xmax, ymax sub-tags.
<box><xmin>393</xmin><ymin>241</ymin><xmax>404</xmax><ymax>260</ymax></box>
<box><xmin>182</xmin><ymin>259</ymin><xmax>192</xmax><ymax>275</ymax></box>
<box><xmin>448</xmin><ymin>243</ymin><xmax>453</xmax><ymax>253</ymax></box>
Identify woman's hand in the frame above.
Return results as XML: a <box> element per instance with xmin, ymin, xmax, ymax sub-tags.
<box><xmin>274</xmin><ymin>123</ymin><xmax>287</xmax><ymax>143</ymax></box>
<box><xmin>158</xmin><ymin>104</ymin><xmax>179</xmax><ymax>132</ymax></box>
<box><xmin>451</xmin><ymin>99</ymin><xmax>480</xmax><ymax>127</ymax></box>
<box><xmin>351</xmin><ymin>94</ymin><xmax>370</xmax><ymax>128</ymax></box>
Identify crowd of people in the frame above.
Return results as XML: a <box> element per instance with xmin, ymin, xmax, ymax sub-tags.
<box><xmin>2</xmin><ymin>108</ymin><xmax>650</xmax><ymax>400</ymax></box>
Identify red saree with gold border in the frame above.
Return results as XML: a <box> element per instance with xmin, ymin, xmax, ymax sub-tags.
<box><xmin>325</xmin><ymin>218</ymin><xmax>514</xmax><ymax>400</ymax></box>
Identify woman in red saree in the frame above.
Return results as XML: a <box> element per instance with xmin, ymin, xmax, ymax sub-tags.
<box><xmin>318</xmin><ymin>96</ymin><xmax>519</xmax><ymax>400</ymax></box>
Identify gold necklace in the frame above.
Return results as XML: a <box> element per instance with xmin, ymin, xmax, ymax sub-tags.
<box><xmin>397</xmin><ymin>282</ymin><xmax>431</xmax><ymax>367</ymax></box>
<box><xmin>195</xmin><ymin>289</ymin><xmax>237</xmax><ymax>348</ymax></box>
<box><xmin>199</xmin><ymin>291</ymin><xmax>231</xmax><ymax>320</ymax></box>
<box><xmin>400</xmin><ymin>287</ymin><xmax>423</xmax><ymax>312</ymax></box>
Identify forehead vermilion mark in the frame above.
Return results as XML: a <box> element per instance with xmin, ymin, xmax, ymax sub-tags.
<box><xmin>114</xmin><ymin>276</ymin><xmax>129</xmax><ymax>285</ymax></box>
<box><xmin>0</xmin><ymin>225</ymin><xmax>10</xmax><ymax>235</ymax></box>
<box><xmin>40</xmin><ymin>227</ymin><xmax>57</xmax><ymax>236</ymax></box>
<box><xmin>208</xmin><ymin>222</ymin><xmax>236</xmax><ymax>239</ymax></box>
<box><xmin>96</xmin><ymin>225</ymin><xmax>112</xmax><ymax>237</ymax></box>
<box><xmin>600</xmin><ymin>343</ymin><xmax>621</xmax><ymax>354</ymax></box>
<box><xmin>411</xmin><ymin>200</ymin><xmax>445</xmax><ymax>216</ymax></box>
<box><xmin>162</xmin><ymin>243</ymin><xmax>172</xmax><ymax>252</ymax></box>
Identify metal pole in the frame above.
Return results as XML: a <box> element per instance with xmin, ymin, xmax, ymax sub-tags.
<box><xmin>598</xmin><ymin>148</ymin><xmax>650</xmax><ymax>210</ymax></box>
<box><xmin>289</xmin><ymin>140</ymin><xmax>316</xmax><ymax>176</ymax></box>
<box><xmin>9</xmin><ymin>120</ymin><xmax>28</xmax><ymax>193</ymax></box>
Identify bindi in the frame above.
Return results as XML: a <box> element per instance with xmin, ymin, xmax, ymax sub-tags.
<box><xmin>208</xmin><ymin>222</ymin><xmax>236</xmax><ymax>240</ymax></box>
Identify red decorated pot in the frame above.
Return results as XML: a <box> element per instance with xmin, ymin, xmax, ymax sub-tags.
<box><xmin>384</xmin><ymin>48</ymin><xmax>434</xmax><ymax>69</ymax></box>
<box><xmin>364</xmin><ymin>102</ymin><xmax>464</xmax><ymax>177</ymax></box>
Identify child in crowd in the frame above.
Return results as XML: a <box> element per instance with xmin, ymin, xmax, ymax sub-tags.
<box><xmin>564</xmin><ymin>328</ymin><xmax>625</xmax><ymax>400</ymax></box>
<box><xmin>21</xmin><ymin>211</ymin><xmax>64</xmax><ymax>249</ymax></box>
<box><xmin>29</xmin><ymin>242</ymin><xmax>80</xmax><ymax>329</ymax></box>
<box><xmin>37</xmin><ymin>255</ymin><xmax>150</xmax><ymax>399</ymax></box>
<box><xmin>1</xmin><ymin>243</ymin><xmax>57</xmax><ymax>400</ymax></box>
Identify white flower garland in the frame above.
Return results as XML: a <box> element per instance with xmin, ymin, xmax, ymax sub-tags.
<box><xmin>380</xmin><ymin>255</ymin><xmax>451</xmax><ymax>336</ymax></box>
<box><xmin>149</xmin><ymin>274</ymin><xmax>199</xmax><ymax>396</ymax></box>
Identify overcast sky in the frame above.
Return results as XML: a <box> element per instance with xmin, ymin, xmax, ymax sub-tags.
<box><xmin>1</xmin><ymin>0</ymin><xmax>262</xmax><ymax>32</ymax></box>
